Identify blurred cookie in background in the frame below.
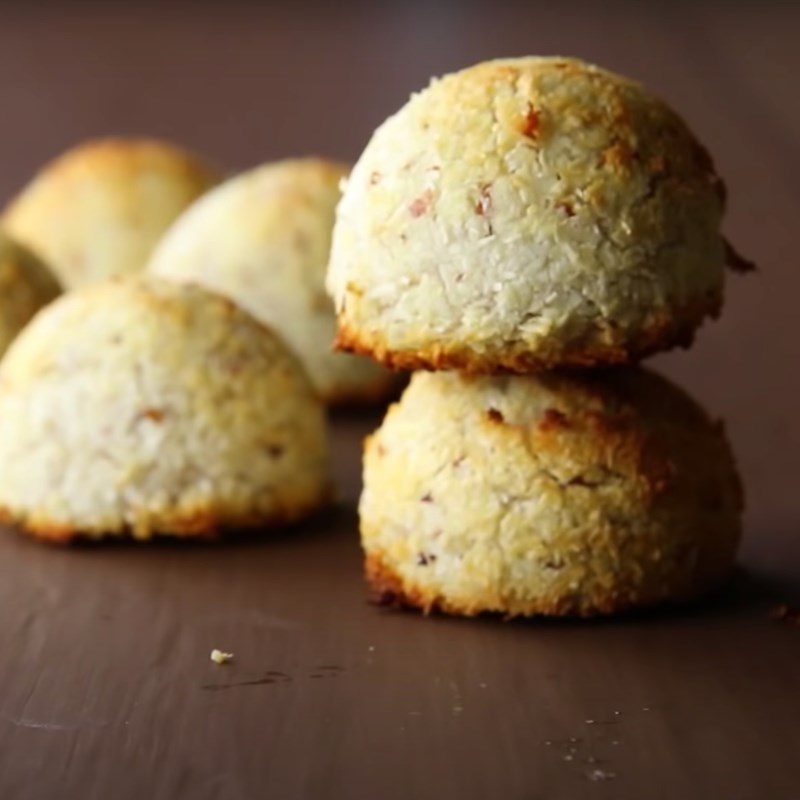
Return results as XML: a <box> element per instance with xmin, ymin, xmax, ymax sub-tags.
<box><xmin>3</xmin><ymin>138</ymin><xmax>218</xmax><ymax>289</ymax></box>
<box><xmin>0</xmin><ymin>229</ymin><xmax>60</xmax><ymax>357</ymax></box>
<box><xmin>149</xmin><ymin>158</ymin><xmax>399</xmax><ymax>406</ymax></box>
<box><xmin>0</xmin><ymin>276</ymin><xmax>331</xmax><ymax>542</ymax></box>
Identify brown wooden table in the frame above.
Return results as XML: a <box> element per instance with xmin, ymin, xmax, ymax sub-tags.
<box><xmin>0</xmin><ymin>3</ymin><xmax>798</xmax><ymax>798</ymax></box>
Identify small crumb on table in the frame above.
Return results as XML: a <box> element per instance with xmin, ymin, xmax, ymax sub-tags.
<box><xmin>587</xmin><ymin>768</ymin><xmax>616</xmax><ymax>782</ymax></box>
<box><xmin>210</xmin><ymin>649</ymin><xmax>234</xmax><ymax>664</ymax></box>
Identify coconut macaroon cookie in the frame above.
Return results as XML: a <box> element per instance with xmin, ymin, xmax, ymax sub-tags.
<box><xmin>328</xmin><ymin>56</ymin><xmax>747</xmax><ymax>372</ymax></box>
<box><xmin>0</xmin><ymin>230</ymin><xmax>60</xmax><ymax>357</ymax></box>
<box><xmin>149</xmin><ymin>158</ymin><xmax>396</xmax><ymax>405</ymax></box>
<box><xmin>0</xmin><ymin>276</ymin><xmax>330</xmax><ymax>541</ymax></box>
<box><xmin>3</xmin><ymin>138</ymin><xmax>218</xmax><ymax>289</ymax></box>
<box><xmin>362</xmin><ymin>369</ymin><xmax>742</xmax><ymax>617</ymax></box>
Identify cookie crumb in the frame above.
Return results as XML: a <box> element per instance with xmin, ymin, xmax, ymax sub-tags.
<box><xmin>587</xmin><ymin>768</ymin><xmax>616</xmax><ymax>782</ymax></box>
<box><xmin>210</xmin><ymin>649</ymin><xmax>234</xmax><ymax>664</ymax></box>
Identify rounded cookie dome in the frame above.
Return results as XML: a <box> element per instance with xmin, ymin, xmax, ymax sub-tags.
<box><xmin>328</xmin><ymin>56</ymin><xmax>733</xmax><ymax>372</ymax></box>
<box><xmin>0</xmin><ymin>276</ymin><xmax>331</xmax><ymax>541</ymax></box>
<box><xmin>362</xmin><ymin>369</ymin><xmax>742</xmax><ymax>617</ymax></box>
<box><xmin>3</xmin><ymin>138</ymin><xmax>218</xmax><ymax>289</ymax></box>
<box><xmin>0</xmin><ymin>230</ymin><xmax>60</xmax><ymax>357</ymax></box>
<box><xmin>149</xmin><ymin>158</ymin><xmax>396</xmax><ymax>405</ymax></box>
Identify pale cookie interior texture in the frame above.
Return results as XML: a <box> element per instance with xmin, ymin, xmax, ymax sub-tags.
<box><xmin>327</xmin><ymin>56</ymin><xmax>727</xmax><ymax>372</ymax></box>
<box><xmin>361</xmin><ymin>370</ymin><xmax>742</xmax><ymax>617</ymax></box>
<box><xmin>2</xmin><ymin>138</ymin><xmax>218</xmax><ymax>289</ymax></box>
<box><xmin>149</xmin><ymin>158</ymin><xmax>396</xmax><ymax>405</ymax></box>
<box><xmin>0</xmin><ymin>276</ymin><xmax>331</xmax><ymax>540</ymax></box>
<box><xmin>0</xmin><ymin>230</ymin><xmax>60</xmax><ymax>357</ymax></box>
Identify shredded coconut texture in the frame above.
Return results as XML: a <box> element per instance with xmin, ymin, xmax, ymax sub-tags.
<box><xmin>0</xmin><ymin>276</ymin><xmax>331</xmax><ymax>541</ymax></box>
<box><xmin>362</xmin><ymin>369</ymin><xmax>743</xmax><ymax>617</ymax></box>
<box><xmin>327</xmin><ymin>56</ymin><xmax>727</xmax><ymax>372</ymax></box>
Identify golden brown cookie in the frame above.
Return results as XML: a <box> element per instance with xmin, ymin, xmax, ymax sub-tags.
<box><xmin>361</xmin><ymin>369</ymin><xmax>743</xmax><ymax>617</ymax></box>
<box><xmin>328</xmin><ymin>57</ymin><xmax>738</xmax><ymax>372</ymax></box>
<box><xmin>0</xmin><ymin>276</ymin><xmax>331</xmax><ymax>541</ymax></box>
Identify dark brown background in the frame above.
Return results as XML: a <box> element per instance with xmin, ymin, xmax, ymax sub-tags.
<box><xmin>0</xmin><ymin>2</ymin><xmax>798</xmax><ymax>798</ymax></box>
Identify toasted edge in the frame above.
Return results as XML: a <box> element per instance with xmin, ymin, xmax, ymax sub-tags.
<box><xmin>334</xmin><ymin>303</ymin><xmax>716</xmax><ymax>374</ymax></box>
<box><xmin>0</xmin><ymin>485</ymin><xmax>333</xmax><ymax>544</ymax></box>
<box><xmin>363</xmin><ymin>550</ymin><xmax>730</xmax><ymax>619</ymax></box>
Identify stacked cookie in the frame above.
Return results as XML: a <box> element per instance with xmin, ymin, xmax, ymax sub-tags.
<box><xmin>327</xmin><ymin>57</ymin><xmax>747</xmax><ymax>617</ymax></box>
